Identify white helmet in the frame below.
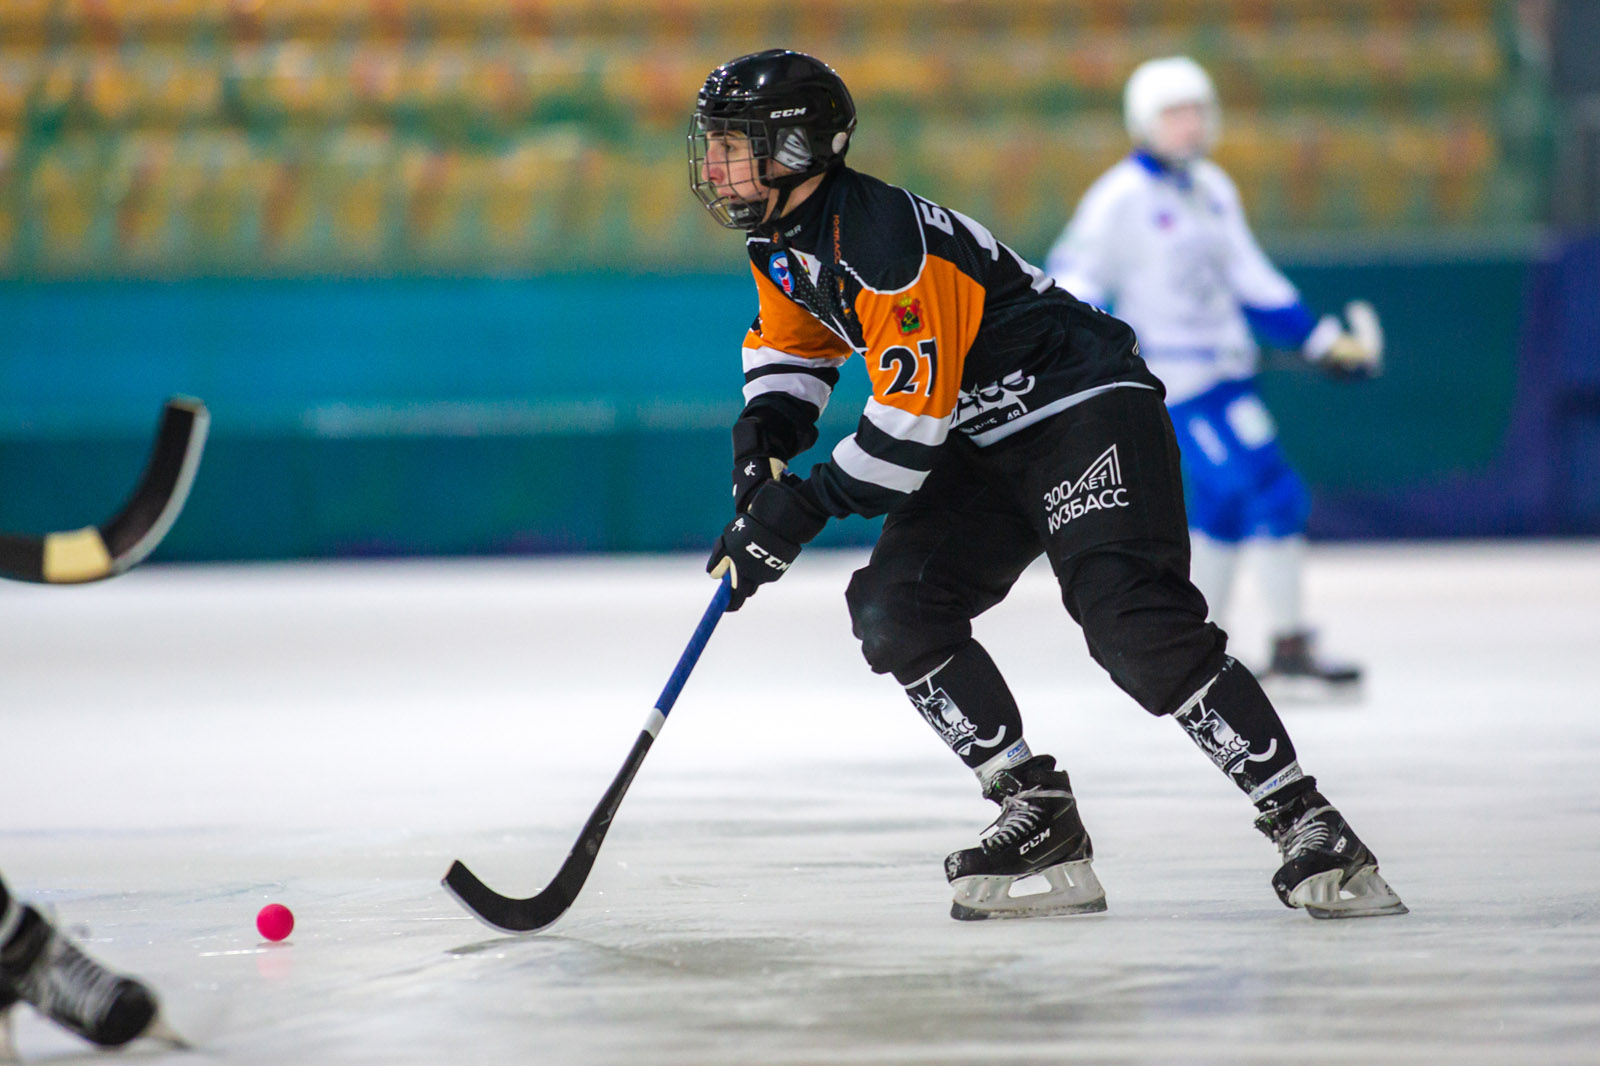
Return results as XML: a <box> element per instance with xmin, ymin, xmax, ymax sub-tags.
<box><xmin>1123</xmin><ymin>56</ymin><xmax>1220</xmax><ymax>157</ymax></box>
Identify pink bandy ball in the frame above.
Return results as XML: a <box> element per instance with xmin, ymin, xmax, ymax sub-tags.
<box><xmin>256</xmin><ymin>903</ymin><xmax>294</xmax><ymax>942</ymax></box>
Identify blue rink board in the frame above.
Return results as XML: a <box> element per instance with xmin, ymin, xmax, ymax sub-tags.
<box><xmin>0</xmin><ymin>256</ymin><xmax>1541</xmax><ymax>558</ymax></box>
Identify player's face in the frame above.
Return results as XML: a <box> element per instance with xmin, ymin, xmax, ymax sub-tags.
<box><xmin>700</xmin><ymin>132</ymin><xmax>803</xmax><ymax>224</ymax></box>
<box><xmin>1150</xmin><ymin>102</ymin><xmax>1210</xmax><ymax>161</ymax></box>
<box><xmin>702</xmin><ymin>133</ymin><xmax>770</xmax><ymax>206</ymax></box>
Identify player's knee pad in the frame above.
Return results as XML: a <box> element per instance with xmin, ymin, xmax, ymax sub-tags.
<box><xmin>846</xmin><ymin>568</ymin><xmax>969</xmax><ymax>680</ymax></box>
<box><xmin>1246</xmin><ymin>465</ymin><xmax>1311</xmax><ymax>538</ymax></box>
<box><xmin>1066</xmin><ymin>549</ymin><xmax>1228</xmax><ymax>716</ymax></box>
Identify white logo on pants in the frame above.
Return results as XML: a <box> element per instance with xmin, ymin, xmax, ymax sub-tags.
<box><xmin>1042</xmin><ymin>444</ymin><xmax>1130</xmax><ymax>534</ymax></box>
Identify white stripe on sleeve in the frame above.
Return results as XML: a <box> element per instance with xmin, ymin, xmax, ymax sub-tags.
<box><xmin>743</xmin><ymin>372</ymin><xmax>834</xmax><ymax>412</ymax></box>
<box><xmin>832</xmin><ymin>435</ymin><xmax>930</xmax><ymax>494</ymax></box>
<box><xmin>742</xmin><ymin>344</ymin><xmax>851</xmax><ymax>374</ymax></box>
<box><xmin>862</xmin><ymin>398</ymin><xmax>951</xmax><ymax>447</ymax></box>
<box><xmin>949</xmin><ymin>207</ymin><xmax>1001</xmax><ymax>262</ymax></box>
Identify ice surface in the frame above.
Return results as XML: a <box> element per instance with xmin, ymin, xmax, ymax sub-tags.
<box><xmin>1</xmin><ymin>543</ymin><xmax>1598</xmax><ymax>1064</ymax></box>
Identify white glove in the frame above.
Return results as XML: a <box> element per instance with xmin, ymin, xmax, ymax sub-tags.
<box><xmin>1304</xmin><ymin>300</ymin><xmax>1384</xmax><ymax>377</ymax></box>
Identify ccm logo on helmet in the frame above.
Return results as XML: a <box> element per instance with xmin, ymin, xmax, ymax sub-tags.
<box><xmin>768</xmin><ymin>107</ymin><xmax>808</xmax><ymax>118</ymax></box>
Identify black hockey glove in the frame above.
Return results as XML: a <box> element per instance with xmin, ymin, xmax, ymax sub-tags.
<box><xmin>730</xmin><ymin>416</ymin><xmax>786</xmax><ymax>513</ymax></box>
<box><xmin>707</xmin><ymin>476</ymin><xmax>828</xmax><ymax>611</ymax></box>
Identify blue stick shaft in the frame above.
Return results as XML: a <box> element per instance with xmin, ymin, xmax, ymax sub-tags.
<box><xmin>653</xmin><ymin>576</ymin><xmax>732</xmax><ymax>717</ymax></box>
<box><xmin>441</xmin><ymin>576</ymin><xmax>736</xmax><ymax>934</ymax></box>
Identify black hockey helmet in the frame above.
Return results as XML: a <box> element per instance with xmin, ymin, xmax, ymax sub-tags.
<box><xmin>688</xmin><ymin>49</ymin><xmax>856</xmax><ymax>230</ymax></box>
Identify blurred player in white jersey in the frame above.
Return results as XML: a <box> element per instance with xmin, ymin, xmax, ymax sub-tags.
<box><xmin>1045</xmin><ymin>56</ymin><xmax>1384</xmax><ymax>699</ymax></box>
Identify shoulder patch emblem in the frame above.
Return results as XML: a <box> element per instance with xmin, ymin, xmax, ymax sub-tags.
<box><xmin>895</xmin><ymin>296</ymin><xmax>923</xmax><ymax>335</ymax></box>
<box><xmin>768</xmin><ymin>251</ymin><xmax>793</xmax><ymax>295</ymax></box>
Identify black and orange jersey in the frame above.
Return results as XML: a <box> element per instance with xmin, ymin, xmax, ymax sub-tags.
<box><xmin>737</xmin><ymin>166</ymin><xmax>1161</xmax><ymax>519</ymax></box>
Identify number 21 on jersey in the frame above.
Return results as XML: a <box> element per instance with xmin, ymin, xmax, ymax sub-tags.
<box><xmin>879</xmin><ymin>338</ymin><xmax>940</xmax><ymax>396</ymax></box>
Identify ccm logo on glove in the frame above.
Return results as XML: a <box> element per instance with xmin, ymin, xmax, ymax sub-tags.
<box><xmin>707</xmin><ymin>478</ymin><xmax>828</xmax><ymax>610</ymax></box>
<box><xmin>742</xmin><ymin>537</ymin><xmax>792</xmax><ymax>572</ymax></box>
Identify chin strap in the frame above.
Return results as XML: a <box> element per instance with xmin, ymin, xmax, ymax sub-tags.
<box><xmin>763</xmin><ymin>184</ymin><xmax>797</xmax><ymax>227</ymax></box>
<box><xmin>748</xmin><ymin>160</ymin><xmax>835</xmax><ymax>232</ymax></box>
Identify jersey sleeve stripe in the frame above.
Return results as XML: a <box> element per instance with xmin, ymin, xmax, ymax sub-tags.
<box><xmin>805</xmin><ymin>455</ymin><xmax>915</xmax><ymax>518</ymax></box>
<box><xmin>1004</xmin><ymin>244</ymin><xmax>1056</xmax><ymax>294</ymax></box>
<box><xmin>742</xmin><ymin>373</ymin><xmax>833</xmax><ymax>412</ymax></box>
<box><xmin>948</xmin><ymin>207</ymin><xmax>1001</xmax><ymax>263</ymax></box>
<box><xmin>744</xmin><ymin>362</ymin><xmax>842</xmax><ymax>387</ymax></box>
<box><xmin>831</xmin><ymin>435</ymin><xmax>931</xmax><ymax>495</ymax></box>
<box><xmin>862</xmin><ymin>397</ymin><xmax>951</xmax><ymax>447</ymax></box>
<box><xmin>853</xmin><ymin>416</ymin><xmax>943</xmax><ymax>472</ymax></box>
<box><xmin>741</xmin><ymin>342</ymin><xmax>852</xmax><ymax>372</ymax></box>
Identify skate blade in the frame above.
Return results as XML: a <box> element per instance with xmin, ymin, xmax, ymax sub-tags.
<box><xmin>1260</xmin><ymin>675</ymin><xmax>1365</xmax><ymax>706</ymax></box>
<box><xmin>143</xmin><ymin>1015</ymin><xmax>193</xmax><ymax>1050</ymax></box>
<box><xmin>950</xmin><ymin>859</ymin><xmax>1107</xmax><ymax>921</ymax></box>
<box><xmin>0</xmin><ymin>1009</ymin><xmax>190</xmax><ymax>1059</ymax></box>
<box><xmin>1292</xmin><ymin>866</ymin><xmax>1409</xmax><ymax>919</ymax></box>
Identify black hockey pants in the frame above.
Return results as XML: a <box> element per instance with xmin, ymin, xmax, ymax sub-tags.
<box><xmin>846</xmin><ymin>386</ymin><xmax>1227</xmax><ymax>717</ymax></box>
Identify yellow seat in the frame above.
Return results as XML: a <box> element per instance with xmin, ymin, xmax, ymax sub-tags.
<box><xmin>84</xmin><ymin>51</ymin><xmax>139</xmax><ymax>125</ymax></box>
<box><xmin>0</xmin><ymin>0</ymin><xmax>55</xmax><ymax>46</ymax></box>
<box><xmin>0</xmin><ymin>130</ymin><xmax>17</xmax><ymax>266</ymax></box>
<box><xmin>0</xmin><ymin>52</ymin><xmax>43</xmax><ymax>125</ymax></box>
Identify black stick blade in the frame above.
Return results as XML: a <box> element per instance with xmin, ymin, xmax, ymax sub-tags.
<box><xmin>98</xmin><ymin>397</ymin><xmax>209</xmax><ymax>571</ymax></box>
<box><xmin>441</xmin><ymin>860</ymin><xmax>576</xmax><ymax>935</ymax></box>
<box><xmin>443</xmin><ymin>730</ymin><xmax>654</xmax><ymax>934</ymax></box>
<box><xmin>0</xmin><ymin>397</ymin><xmax>209</xmax><ymax>584</ymax></box>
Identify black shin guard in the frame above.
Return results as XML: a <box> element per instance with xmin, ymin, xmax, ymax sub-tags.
<box><xmin>897</xmin><ymin>640</ymin><xmax>1029</xmax><ymax>773</ymax></box>
<box><xmin>1173</xmin><ymin>657</ymin><xmax>1310</xmax><ymax>806</ymax></box>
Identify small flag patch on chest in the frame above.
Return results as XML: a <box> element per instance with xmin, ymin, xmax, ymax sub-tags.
<box><xmin>768</xmin><ymin>252</ymin><xmax>793</xmax><ymax>294</ymax></box>
<box><xmin>895</xmin><ymin>296</ymin><xmax>923</xmax><ymax>334</ymax></box>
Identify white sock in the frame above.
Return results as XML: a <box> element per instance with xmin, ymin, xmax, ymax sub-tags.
<box><xmin>973</xmin><ymin>738</ymin><xmax>1032</xmax><ymax>788</ymax></box>
<box><xmin>1188</xmin><ymin>531</ymin><xmax>1240</xmax><ymax>624</ymax></box>
<box><xmin>1253</xmin><ymin>534</ymin><xmax>1306</xmax><ymax>637</ymax></box>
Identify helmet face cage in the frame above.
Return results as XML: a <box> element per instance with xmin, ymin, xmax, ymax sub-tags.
<box><xmin>688</xmin><ymin>113</ymin><xmax>776</xmax><ymax>230</ymax></box>
<box><xmin>687</xmin><ymin>51</ymin><xmax>856</xmax><ymax>231</ymax></box>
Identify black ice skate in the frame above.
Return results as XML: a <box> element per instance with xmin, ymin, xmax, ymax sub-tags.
<box><xmin>0</xmin><ymin>905</ymin><xmax>181</xmax><ymax>1051</ymax></box>
<box><xmin>945</xmin><ymin>756</ymin><xmax>1106</xmax><ymax>921</ymax></box>
<box><xmin>1260</xmin><ymin>630</ymin><xmax>1362</xmax><ymax>702</ymax></box>
<box><xmin>1255</xmin><ymin>787</ymin><xmax>1407</xmax><ymax>919</ymax></box>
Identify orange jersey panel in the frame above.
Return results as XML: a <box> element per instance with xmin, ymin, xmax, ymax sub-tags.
<box><xmin>852</xmin><ymin>255</ymin><xmax>984</xmax><ymax>421</ymax></box>
<box><xmin>746</xmin><ymin>261</ymin><xmax>854</xmax><ymax>361</ymax></box>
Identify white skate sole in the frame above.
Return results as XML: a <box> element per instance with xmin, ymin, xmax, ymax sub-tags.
<box><xmin>1290</xmin><ymin>864</ymin><xmax>1408</xmax><ymax>919</ymax></box>
<box><xmin>950</xmin><ymin>859</ymin><xmax>1107</xmax><ymax>921</ymax></box>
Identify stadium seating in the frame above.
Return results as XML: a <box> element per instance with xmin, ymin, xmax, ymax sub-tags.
<box><xmin>0</xmin><ymin>0</ymin><xmax>1546</xmax><ymax>276</ymax></box>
